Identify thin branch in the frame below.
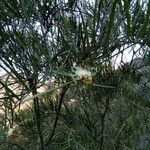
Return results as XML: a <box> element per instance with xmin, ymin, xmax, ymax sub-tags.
<box><xmin>44</xmin><ymin>86</ymin><xmax>68</xmax><ymax>146</ymax></box>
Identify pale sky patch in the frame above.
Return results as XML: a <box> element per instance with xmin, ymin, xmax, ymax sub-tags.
<box><xmin>112</xmin><ymin>44</ymin><xmax>142</xmax><ymax>69</ymax></box>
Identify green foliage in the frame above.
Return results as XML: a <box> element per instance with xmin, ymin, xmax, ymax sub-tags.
<box><xmin>0</xmin><ymin>0</ymin><xmax>150</xmax><ymax>149</ymax></box>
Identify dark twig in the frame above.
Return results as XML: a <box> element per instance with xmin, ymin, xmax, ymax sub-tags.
<box><xmin>44</xmin><ymin>86</ymin><xmax>68</xmax><ymax>146</ymax></box>
<box><xmin>28</xmin><ymin>77</ymin><xmax>44</xmax><ymax>150</ymax></box>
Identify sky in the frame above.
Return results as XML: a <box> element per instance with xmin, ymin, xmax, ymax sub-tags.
<box><xmin>112</xmin><ymin>44</ymin><xmax>142</xmax><ymax>69</ymax></box>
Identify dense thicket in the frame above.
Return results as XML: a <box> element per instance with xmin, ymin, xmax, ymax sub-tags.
<box><xmin>0</xmin><ymin>0</ymin><xmax>150</xmax><ymax>149</ymax></box>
